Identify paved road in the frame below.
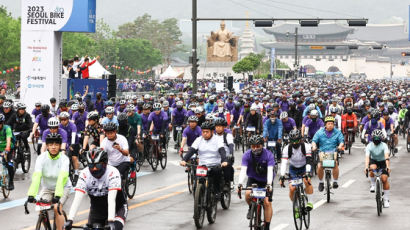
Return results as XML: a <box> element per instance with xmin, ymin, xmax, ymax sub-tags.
<box><xmin>0</xmin><ymin>136</ymin><xmax>409</xmax><ymax>230</ymax></box>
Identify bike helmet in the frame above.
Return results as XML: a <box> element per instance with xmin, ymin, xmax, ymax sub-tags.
<box><xmin>16</xmin><ymin>103</ymin><xmax>26</xmax><ymax>110</ymax></box>
<box><xmin>71</xmin><ymin>104</ymin><xmax>79</xmax><ymax>111</ymax></box>
<box><xmin>187</xmin><ymin>115</ymin><xmax>199</xmax><ymax>123</ymax></box>
<box><xmin>310</xmin><ymin>110</ymin><xmax>319</xmax><ymax>117</ymax></box>
<box><xmin>87</xmin><ymin>147</ymin><xmax>108</xmax><ymax>164</ymax></box>
<box><xmin>201</xmin><ymin>121</ymin><xmax>215</xmax><ymax>130</ymax></box>
<box><xmin>142</xmin><ymin>103</ymin><xmax>151</xmax><ymax>110</ymax></box>
<box><xmin>117</xmin><ymin>112</ymin><xmax>128</xmax><ymax>121</ymax></box>
<box><xmin>176</xmin><ymin>101</ymin><xmax>184</xmax><ymax>108</ymax></box>
<box><xmin>45</xmin><ymin>133</ymin><xmax>62</xmax><ymax>144</ymax></box>
<box><xmin>195</xmin><ymin>107</ymin><xmax>204</xmax><ymax>114</ymax></box>
<box><xmin>105</xmin><ymin>106</ymin><xmax>115</xmax><ymax>114</ymax></box>
<box><xmin>153</xmin><ymin>103</ymin><xmax>162</xmax><ymax>110</ymax></box>
<box><xmin>87</xmin><ymin>111</ymin><xmax>99</xmax><ymax>121</ymax></box>
<box><xmin>162</xmin><ymin>101</ymin><xmax>169</xmax><ymax>107</ymax></box>
<box><xmin>214</xmin><ymin>118</ymin><xmax>227</xmax><ymax>126</ymax></box>
<box><xmin>119</xmin><ymin>100</ymin><xmax>126</xmax><ymax>105</ymax></box>
<box><xmin>103</xmin><ymin>122</ymin><xmax>117</xmax><ymax>131</ymax></box>
<box><xmin>2</xmin><ymin>101</ymin><xmax>12</xmax><ymax>108</ymax></box>
<box><xmin>280</xmin><ymin>112</ymin><xmax>288</xmax><ymax>119</ymax></box>
<box><xmin>249</xmin><ymin>135</ymin><xmax>264</xmax><ymax>145</ymax></box>
<box><xmin>382</xmin><ymin>110</ymin><xmax>389</xmax><ymax>116</ymax></box>
<box><xmin>272</xmin><ymin>103</ymin><xmax>279</xmax><ymax>108</ymax></box>
<box><xmin>105</xmin><ymin>100</ymin><xmax>113</xmax><ymax>106</ymax></box>
<box><xmin>324</xmin><ymin>116</ymin><xmax>335</xmax><ymax>123</ymax></box>
<box><xmin>371</xmin><ymin>110</ymin><xmax>380</xmax><ymax>119</ymax></box>
<box><xmin>205</xmin><ymin>113</ymin><xmax>215</xmax><ymax>121</ymax></box>
<box><xmin>35</xmin><ymin>102</ymin><xmax>42</xmax><ymax>107</ymax></box>
<box><xmin>47</xmin><ymin>117</ymin><xmax>60</xmax><ymax>128</ymax></box>
<box><xmin>250</xmin><ymin>104</ymin><xmax>258</xmax><ymax>111</ymax></box>
<box><xmin>289</xmin><ymin>129</ymin><xmax>301</xmax><ymax>141</ymax></box>
<box><xmin>371</xmin><ymin>129</ymin><xmax>384</xmax><ymax>141</ymax></box>
<box><xmin>144</xmin><ymin>94</ymin><xmax>151</xmax><ymax>100</ymax></box>
<box><xmin>59</xmin><ymin>112</ymin><xmax>70</xmax><ymax>119</ymax></box>
<box><xmin>126</xmin><ymin>104</ymin><xmax>136</xmax><ymax>112</ymax></box>
<box><xmin>330</xmin><ymin>107</ymin><xmax>338</xmax><ymax>114</ymax></box>
<box><xmin>308</xmin><ymin>104</ymin><xmax>316</xmax><ymax>111</ymax></box>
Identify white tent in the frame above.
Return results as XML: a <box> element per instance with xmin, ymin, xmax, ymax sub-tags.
<box><xmin>160</xmin><ymin>65</ymin><xmax>179</xmax><ymax>80</ymax></box>
<box><xmin>89</xmin><ymin>59</ymin><xmax>111</xmax><ymax>78</ymax></box>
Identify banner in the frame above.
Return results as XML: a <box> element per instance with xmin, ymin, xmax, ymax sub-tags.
<box><xmin>66</xmin><ymin>79</ymin><xmax>107</xmax><ymax>101</ymax></box>
<box><xmin>270</xmin><ymin>48</ymin><xmax>275</xmax><ymax>76</ymax></box>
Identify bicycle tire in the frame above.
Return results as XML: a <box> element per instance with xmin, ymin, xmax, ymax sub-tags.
<box><xmin>194</xmin><ymin>183</ymin><xmax>206</xmax><ymax>229</ymax></box>
<box><xmin>292</xmin><ymin>191</ymin><xmax>303</xmax><ymax>230</ymax></box>
<box><xmin>326</xmin><ymin>171</ymin><xmax>331</xmax><ymax>203</ymax></box>
<box><xmin>187</xmin><ymin>170</ymin><xmax>193</xmax><ymax>194</ymax></box>
<box><xmin>206</xmin><ymin>191</ymin><xmax>217</xmax><ymax>224</ymax></box>
<box><xmin>249</xmin><ymin>202</ymin><xmax>256</xmax><ymax>230</ymax></box>
<box><xmin>176</xmin><ymin>131</ymin><xmax>182</xmax><ymax>150</ymax></box>
<box><xmin>220</xmin><ymin>183</ymin><xmax>231</xmax><ymax>210</ymax></box>
<box><xmin>125</xmin><ymin>172</ymin><xmax>137</xmax><ymax>199</ymax></box>
<box><xmin>149</xmin><ymin>144</ymin><xmax>159</xmax><ymax>171</ymax></box>
<box><xmin>302</xmin><ymin>192</ymin><xmax>310</xmax><ymax>229</ymax></box>
<box><xmin>32</xmin><ymin>136</ymin><xmax>38</xmax><ymax>153</ymax></box>
<box><xmin>35</xmin><ymin>213</ymin><xmax>52</xmax><ymax>230</ymax></box>
<box><xmin>2</xmin><ymin>174</ymin><xmax>10</xmax><ymax>198</ymax></box>
<box><xmin>376</xmin><ymin>179</ymin><xmax>382</xmax><ymax>216</ymax></box>
<box><xmin>160</xmin><ymin>149</ymin><xmax>167</xmax><ymax>169</ymax></box>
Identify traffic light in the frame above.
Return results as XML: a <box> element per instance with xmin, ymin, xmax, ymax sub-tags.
<box><xmin>401</xmin><ymin>52</ymin><xmax>410</xmax><ymax>56</ymax></box>
<box><xmin>254</xmin><ymin>20</ymin><xmax>273</xmax><ymax>27</ymax></box>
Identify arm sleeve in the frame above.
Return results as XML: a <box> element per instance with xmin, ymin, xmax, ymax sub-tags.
<box><xmin>280</xmin><ymin>159</ymin><xmax>288</xmax><ymax>176</ymax></box>
<box><xmin>54</xmin><ymin>156</ymin><xmax>70</xmax><ymax>197</ymax></box>
<box><xmin>219</xmin><ymin>147</ymin><xmax>227</xmax><ymax>163</ymax></box>
<box><xmin>263</xmin><ymin>120</ymin><xmax>268</xmax><ymax>138</ymax></box>
<box><xmin>267</xmin><ymin>166</ymin><xmax>274</xmax><ymax>186</ymax></box>
<box><xmin>183</xmin><ymin>147</ymin><xmax>197</xmax><ymax>162</ymax></box>
<box><xmin>278</xmin><ymin>120</ymin><xmax>283</xmax><ymax>139</ymax></box>
<box><xmin>238</xmin><ymin>166</ymin><xmax>247</xmax><ymax>185</ymax></box>
<box><xmin>27</xmin><ymin>155</ymin><xmax>43</xmax><ymax>197</ymax></box>
<box><xmin>107</xmin><ymin>190</ymin><xmax>117</xmax><ymax>221</ymax></box>
<box><xmin>71</xmin><ymin>132</ymin><xmax>76</xmax><ymax>145</ymax></box>
<box><xmin>67</xmin><ymin>191</ymin><xmax>86</xmax><ymax>220</ymax></box>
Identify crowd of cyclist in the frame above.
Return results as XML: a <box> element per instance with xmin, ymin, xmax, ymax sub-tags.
<box><xmin>0</xmin><ymin>78</ymin><xmax>409</xmax><ymax>229</ymax></box>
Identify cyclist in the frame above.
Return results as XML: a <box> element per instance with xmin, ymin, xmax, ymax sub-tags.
<box><xmin>204</xmin><ymin>95</ymin><xmax>216</xmax><ymax>114</ymax></box>
<box><xmin>115</xmin><ymin>100</ymin><xmax>127</xmax><ymax>115</ymax></box>
<box><xmin>280</xmin><ymin>112</ymin><xmax>296</xmax><ymax>135</ymax></box>
<box><xmin>194</xmin><ymin>107</ymin><xmax>206</xmax><ymax>127</ymax></box>
<box><xmin>312</xmin><ymin>116</ymin><xmax>344</xmax><ymax>191</ymax></box>
<box><xmin>302</xmin><ymin>110</ymin><xmax>323</xmax><ymax>142</ymax></box>
<box><xmin>341</xmin><ymin>107</ymin><xmax>358</xmax><ymax>144</ymax></box>
<box><xmin>381</xmin><ymin>110</ymin><xmax>397</xmax><ymax>152</ymax></box>
<box><xmin>71</xmin><ymin>103</ymin><xmax>88</xmax><ymax>135</ymax></box>
<box><xmin>279</xmin><ymin>129</ymin><xmax>314</xmax><ymax>211</ymax></box>
<box><xmin>64</xmin><ymin>148</ymin><xmax>127</xmax><ymax>230</ymax></box>
<box><xmin>125</xmin><ymin>104</ymin><xmax>142</xmax><ymax>140</ymax></box>
<box><xmin>263</xmin><ymin>111</ymin><xmax>283</xmax><ymax>162</ymax></box>
<box><xmin>41</xmin><ymin>117</ymin><xmax>68</xmax><ymax>154</ymax></box>
<box><xmin>140</xmin><ymin>103</ymin><xmax>151</xmax><ymax>134</ymax></box>
<box><xmin>32</xmin><ymin>102</ymin><xmax>42</xmax><ymax>118</ymax></box>
<box><xmin>148</xmin><ymin>103</ymin><xmax>169</xmax><ymax>154</ymax></box>
<box><xmin>8</xmin><ymin>103</ymin><xmax>33</xmax><ymax>154</ymax></box>
<box><xmin>171</xmin><ymin>101</ymin><xmax>187</xmax><ymax>149</ymax></box>
<box><xmin>245</xmin><ymin>105</ymin><xmax>263</xmax><ymax>135</ymax></box>
<box><xmin>59</xmin><ymin>112</ymin><xmax>80</xmax><ymax>184</ymax></box>
<box><xmin>179</xmin><ymin>115</ymin><xmax>202</xmax><ymax>156</ymax></box>
<box><xmin>81</xmin><ymin>111</ymin><xmax>104</xmax><ymax>152</ymax></box>
<box><xmin>214</xmin><ymin>118</ymin><xmax>235</xmax><ymax>189</ymax></box>
<box><xmin>362</xmin><ymin>110</ymin><xmax>386</xmax><ymax>144</ymax></box>
<box><xmin>1</xmin><ymin>101</ymin><xmax>15</xmax><ymax>124</ymax></box>
<box><xmin>0</xmin><ymin>114</ymin><xmax>15</xmax><ymax>190</ymax></box>
<box><xmin>364</xmin><ymin>129</ymin><xmax>391</xmax><ymax>208</ymax></box>
<box><xmin>237</xmin><ymin>135</ymin><xmax>274</xmax><ymax>230</ymax></box>
<box><xmin>329</xmin><ymin>107</ymin><xmax>342</xmax><ymax>130</ymax></box>
<box><xmin>101</xmin><ymin>106</ymin><xmax>119</xmax><ymax>127</ymax></box>
<box><xmin>27</xmin><ymin>133</ymin><xmax>71</xmax><ymax>230</ymax></box>
<box><xmin>101</xmin><ymin>122</ymin><xmax>130</xmax><ymax>180</ymax></box>
<box><xmin>180</xmin><ymin>121</ymin><xmax>228</xmax><ymax>198</ymax></box>
<box><xmin>31</xmin><ymin>104</ymin><xmax>53</xmax><ymax>155</ymax></box>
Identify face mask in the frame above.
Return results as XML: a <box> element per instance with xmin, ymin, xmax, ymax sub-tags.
<box><xmin>373</xmin><ymin>139</ymin><xmax>381</xmax><ymax>145</ymax></box>
<box><xmin>177</xmin><ymin>107</ymin><xmax>182</xmax><ymax>111</ymax></box>
<box><xmin>270</xmin><ymin>118</ymin><xmax>276</xmax><ymax>123</ymax></box>
<box><xmin>89</xmin><ymin>164</ymin><xmax>107</xmax><ymax>179</ymax></box>
<box><xmin>292</xmin><ymin>143</ymin><xmax>301</xmax><ymax>149</ymax></box>
<box><xmin>210</xmin><ymin>100</ymin><xmax>214</xmax><ymax>104</ymax></box>
<box><xmin>79</xmin><ymin>109</ymin><xmax>84</xmax><ymax>113</ymax></box>
<box><xmin>371</xmin><ymin>118</ymin><xmax>377</xmax><ymax>125</ymax></box>
<box><xmin>218</xmin><ymin>107</ymin><xmax>223</xmax><ymax>113</ymax></box>
<box><xmin>348</xmin><ymin>111</ymin><xmax>352</xmax><ymax>115</ymax></box>
<box><xmin>311</xmin><ymin>118</ymin><xmax>317</xmax><ymax>122</ymax></box>
<box><xmin>252</xmin><ymin>148</ymin><xmax>263</xmax><ymax>156</ymax></box>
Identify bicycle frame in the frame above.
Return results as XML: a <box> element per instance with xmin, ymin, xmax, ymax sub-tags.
<box><xmin>238</xmin><ymin>184</ymin><xmax>271</xmax><ymax>229</ymax></box>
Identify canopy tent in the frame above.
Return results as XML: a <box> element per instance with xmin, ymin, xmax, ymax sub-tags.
<box><xmin>160</xmin><ymin>65</ymin><xmax>179</xmax><ymax>80</ymax></box>
<box><xmin>79</xmin><ymin>57</ymin><xmax>111</xmax><ymax>78</ymax></box>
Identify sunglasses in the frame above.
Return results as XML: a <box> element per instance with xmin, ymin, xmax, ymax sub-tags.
<box><xmin>89</xmin><ymin>162</ymin><xmax>104</xmax><ymax>170</ymax></box>
<box><xmin>50</xmin><ymin>127</ymin><xmax>58</xmax><ymax>130</ymax></box>
<box><xmin>59</xmin><ymin>119</ymin><xmax>68</xmax><ymax>122</ymax></box>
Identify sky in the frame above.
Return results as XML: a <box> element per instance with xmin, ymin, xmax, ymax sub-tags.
<box><xmin>2</xmin><ymin>0</ymin><xmax>409</xmax><ymax>31</ymax></box>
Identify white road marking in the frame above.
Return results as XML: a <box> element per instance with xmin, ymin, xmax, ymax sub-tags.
<box><xmin>313</xmin><ymin>199</ymin><xmax>327</xmax><ymax>210</ymax></box>
<box><xmin>273</xmin><ymin>223</ymin><xmax>289</xmax><ymax>230</ymax></box>
<box><xmin>351</xmin><ymin>145</ymin><xmax>365</xmax><ymax>149</ymax></box>
<box><xmin>342</xmin><ymin>179</ymin><xmax>356</xmax><ymax>188</ymax></box>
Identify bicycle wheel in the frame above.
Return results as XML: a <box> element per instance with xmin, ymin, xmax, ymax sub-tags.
<box><xmin>32</xmin><ymin>136</ymin><xmax>38</xmax><ymax>153</ymax></box>
<box><xmin>187</xmin><ymin>170</ymin><xmax>193</xmax><ymax>194</ymax></box>
<box><xmin>35</xmin><ymin>213</ymin><xmax>51</xmax><ymax>230</ymax></box>
<box><xmin>160</xmin><ymin>149</ymin><xmax>167</xmax><ymax>169</ymax></box>
<box><xmin>326</xmin><ymin>171</ymin><xmax>331</xmax><ymax>203</ymax></box>
<box><xmin>376</xmin><ymin>179</ymin><xmax>382</xmax><ymax>216</ymax></box>
<box><xmin>2</xmin><ymin>174</ymin><xmax>10</xmax><ymax>198</ymax></box>
<box><xmin>145</xmin><ymin>142</ymin><xmax>152</xmax><ymax>165</ymax></box>
<box><xmin>150</xmin><ymin>144</ymin><xmax>159</xmax><ymax>171</ymax></box>
<box><xmin>302</xmin><ymin>193</ymin><xmax>310</xmax><ymax>229</ymax></box>
<box><xmin>194</xmin><ymin>183</ymin><xmax>206</xmax><ymax>229</ymax></box>
<box><xmin>220</xmin><ymin>183</ymin><xmax>231</xmax><ymax>210</ymax></box>
<box><xmin>22</xmin><ymin>150</ymin><xmax>32</xmax><ymax>173</ymax></box>
<box><xmin>176</xmin><ymin>132</ymin><xmax>182</xmax><ymax>150</ymax></box>
<box><xmin>348</xmin><ymin>134</ymin><xmax>352</xmax><ymax>155</ymax></box>
<box><xmin>292</xmin><ymin>192</ymin><xmax>303</xmax><ymax>230</ymax></box>
<box><xmin>125</xmin><ymin>171</ymin><xmax>137</xmax><ymax>199</ymax></box>
<box><xmin>206</xmin><ymin>191</ymin><xmax>217</xmax><ymax>224</ymax></box>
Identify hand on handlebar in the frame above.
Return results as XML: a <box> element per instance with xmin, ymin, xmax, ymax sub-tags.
<box><xmin>63</xmin><ymin>220</ymin><xmax>73</xmax><ymax>230</ymax></box>
<box><xmin>279</xmin><ymin>176</ymin><xmax>285</xmax><ymax>188</ymax></box>
<box><xmin>180</xmin><ymin>160</ymin><xmax>187</xmax><ymax>166</ymax></box>
<box><xmin>221</xmin><ymin>162</ymin><xmax>228</xmax><ymax>167</ymax></box>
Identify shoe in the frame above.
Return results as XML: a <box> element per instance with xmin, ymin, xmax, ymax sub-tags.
<box><xmin>7</xmin><ymin>182</ymin><xmax>14</xmax><ymax>191</ymax></box>
<box><xmin>161</xmin><ymin>149</ymin><xmax>166</xmax><ymax>154</ymax></box>
<box><xmin>246</xmin><ymin>206</ymin><xmax>252</xmax><ymax>219</ymax></box>
<box><xmin>294</xmin><ymin>207</ymin><xmax>300</xmax><ymax>219</ymax></box>
<box><xmin>370</xmin><ymin>185</ymin><xmax>375</xmax><ymax>193</ymax></box>
<box><xmin>306</xmin><ymin>202</ymin><xmax>313</xmax><ymax>211</ymax></box>
<box><xmin>333</xmin><ymin>181</ymin><xmax>339</xmax><ymax>189</ymax></box>
<box><xmin>73</xmin><ymin>174</ymin><xmax>79</xmax><ymax>187</ymax></box>
<box><xmin>318</xmin><ymin>182</ymin><xmax>324</xmax><ymax>192</ymax></box>
<box><xmin>394</xmin><ymin>148</ymin><xmax>398</xmax><ymax>153</ymax></box>
<box><xmin>383</xmin><ymin>199</ymin><xmax>390</xmax><ymax>208</ymax></box>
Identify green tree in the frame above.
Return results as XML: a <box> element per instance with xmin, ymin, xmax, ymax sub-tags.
<box><xmin>0</xmin><ymin>6</ymin><xmax>20</xmax><ymax>70</ymax></box>
<box><xmin>117</xmin><ymin>39</ymin><xmax>162</xmax><ymax>73</ymax></box>
<box><xmin>232</xmin><ymin>58</ymin><xmax>255</xmax><ymax>80</ymax></box>
<box><xmin>62</xmin><ymin>32</ymin><xmax>96</xmax><ymax>60</ymax></box>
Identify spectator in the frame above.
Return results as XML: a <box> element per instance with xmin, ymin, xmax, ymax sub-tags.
<box><xmin>81</xmin><ymin>56</ymin><xmax>100</xmax><ymax>79</ymax></box>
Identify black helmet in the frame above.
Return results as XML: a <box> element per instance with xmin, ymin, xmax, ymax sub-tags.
<box><xmin>382</xmin><ymin>110</ymin><xmax>389</xmax><ymax>116</ymax></box>
<box><xmin>45</xmin><ymin>133</ymin><xmax>62</xmax><ymax>144</ymax></box>
<box><xmin>86</xmin><ymin>147</ymin><xmax>108</xmax><ymax>165</ymax></box>
<box><xmin>41</xmin><ymin>104</ymin><xmax>50</xmax><ymax>113</ymax></box>
<box><xmin>59</xmin><ymin>101</ymin><xmax>67</xmax><ymax>108</ymax></box>
<box><xmin>201</xmin><ymin>121</ymin><xmax>215</xmax><ymax>130</ymax></box>
<box><xmin>103</xmin><ymin>122</ymin><xmax>117</xmax><ymax>131</ymax></box>
<box><xmin>249</xmin><ymin>135</ymin><xmax>264</xmax><ymax>145</ymax></box>
<box><xmin>288</xmin><ymin>129</ymin><xmax>301</xmax><ymax>141</ymax></box>
<box><xmin>214</xmin><ymin>118</ymin><xmax>227</xmax><ymax>126</ymax></box>
<box><xmin>117</xmin><ymin>112</ymin><xmax>128</xmax><ymax>121</ymax></box>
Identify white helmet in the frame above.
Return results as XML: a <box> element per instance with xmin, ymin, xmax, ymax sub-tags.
<box><xmin>105</xmin><ymin>106</ymin><xmax>115</xmax><ymax>114</ymax></box>
<box><xmin>59</xmin><ymin>112</ymin><xmax>70</xmax><ymax>119</ymax></box>
<box><xmin>250</xmin><ymin>104</ymin><xmax>258</xmax><ymax>111</ymax></box>
<box><xmin>71</xmin><ymin>104</ymin><xmax>79</xmax><ymax>111</ymax></box>
<box><xmin>48</xmin><ymin>117</ymin><xmax>60</xmax><ymax>128</ymax></box>
<box><xmin>310</xmin><ymin>110</ymin><xmax>319</xmax><ymax>117</ymax></box>
<box><xmin>280</xmin><ymin>112</ymin><xmax>288</xmax><ymax>119</ymax></box>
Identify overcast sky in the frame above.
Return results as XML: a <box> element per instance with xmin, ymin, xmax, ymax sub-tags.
<box><xmin>2</xmin><ymin>0</ymin><xmax>409</xmax><ymax>30</ymax></box>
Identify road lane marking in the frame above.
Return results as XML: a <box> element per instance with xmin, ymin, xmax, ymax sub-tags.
<box><xmin>313</xmin><ymin>199</ymin><xmax>326</xmax><ymax>210</ymax></box>
<box><xmin>273</xmin><ymin>223</ymin><xmax>289</xmax><ymax>230</ymax></box>
<box><xmin>0</xmin><ymin>172</ymin><xmax>155</xmax><ymax>211</ymax></box>
<box><xmin>342</xmin><ymin>179</ymin><xmax>356</xmax><ymax>188</ymax></box>
<box><xmin>351</xmin><ymin>145</ymin><xmax>365</xmax><ymax>149</ymax></box>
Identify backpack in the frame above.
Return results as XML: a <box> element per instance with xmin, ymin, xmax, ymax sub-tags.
<box><xmin>2</xmin><ymin>125</ymin><xmax>16</xmax><ymax>147</ymax></box>
<box><xmin>288</xmin><ymin>142</ymin><xmax>306</xmax><ymax>159</ymax></box>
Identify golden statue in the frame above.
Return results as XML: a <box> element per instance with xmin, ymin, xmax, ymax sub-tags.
<box><xmin>207</xmin><ymin>21</ymin><xmax>238</xmax><ymax>62</ymax></box>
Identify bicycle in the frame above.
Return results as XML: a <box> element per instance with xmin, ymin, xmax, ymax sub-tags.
<box><xmin>386</xmin><ymin>132</ymin><xmax>395</xmax><ymax>157</ymax></box>
<box><xmin>70</xmin><ymin>225</ymin><xmax>110</xmax><ymax>230</ymax></box>
<box><xmin>345</xmin><ymin>128</ymin><xmax>355</xmax><ymax>155</ymax></box>
<box><xmin>192</xmin><ymin>165</ymin><xmax>220</xmax><ymax>229</ymax></box>
<box><xmin>320</xmin><ymin>151</ymin><xmax>337</xmax><ymax>203</ymax></box>
<box><xmin>238</xmin><ymin>184</ymin><xmax>272</xmax><ymax>230</ymax></box>
<box><xmin>13</xmin><ymin>131</ymin><xmax>31</xmax><ymax>173</ymax></box>
<box><xmin>407</xmin><ymin>128</ymin><xmax>410</xmax><ymax>153</ymax></box>
<box><xmin>149</xmin><ymin>133</ymin><xmax>167</xmax><ymax>171</ymax></box>
<box><xmin>266</xmin><ymin>140</ymin><xmax>279</xmax><ymax>175</ymax></box>
<box><xmin>0</xmin><ymin>152</ymin><xmax>11</xmax><ymax>198</ymax></box>
<box><xmin>124</xmin><ymin>161</ymin><xmax>138</xmax><ymax>199</ymax></box>
<box><xmin>282</xmin><ymin>173</ymin><xmax>311</xmax><ymax>230</ymax></box>
<box><xmin>24</xmin><ymin>198</ymin><xmax>67</xmax><ymax>230</ymax></box>
<box><xmin>175</xmin><ymin>125</ymin><xmax>184</xmax><ymax>150</ymax></box>
<box><xmin>244</xmin><ymin>126</ymin><xmax>256</xmax><ymax>150</ymax></box>
<box><xmin>233</xmin><ymin>125</ymin><xmax>243</xmax><ymax>152</ymax></box>
<box><xmin>366</xmin><ymin>168</ymin><xmax>385</xmax><ymax>216</ymax></box>
<box><xmin>183</xmin><ymin>155</ymin><xmax>198</xmax><ymax>196</ymax></box>
<box><xmin>32</xmin><ymin>128</ymin><xmax>40</xmax><ymax>153</ymax></box>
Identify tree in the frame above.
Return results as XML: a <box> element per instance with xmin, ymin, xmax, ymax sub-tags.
<box><xmin>62</xmin><ymin>33</ymin><xmax>96</xmax><ymax>60</ymax></box>
<box><xmin>117</xmin><ymin>39</ymin><xmax>162</xmax><ymax>73</ymax></box>
<box><xmin>0</xmin><ymin>6</ymin><xmax>20</xmax><ymax>70</ymax></box>
<box><xmin>232</xmin><ymin>58</ymin><xmax>255</xmax><ymax>80</ymax></box>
